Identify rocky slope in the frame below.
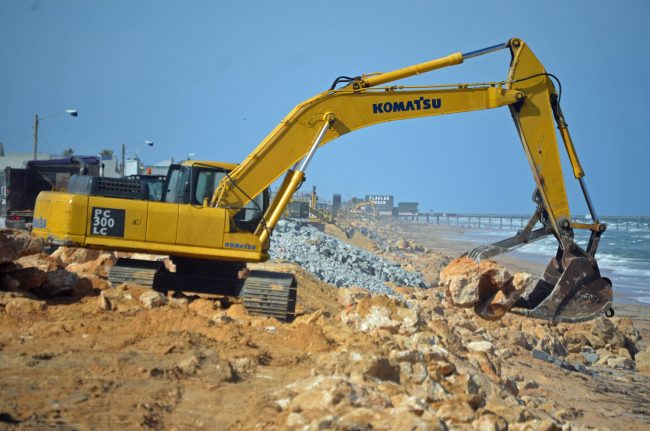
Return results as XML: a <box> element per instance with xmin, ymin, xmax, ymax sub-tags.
<box><xmin>0</xmin><ymin>225</ymin><xmax>648</xmax><ymax>430</ymax></box>
<box><xmin>270</xmin><ymin>220</ymin><xmax>427</xmax><ymax>293</ymax></box>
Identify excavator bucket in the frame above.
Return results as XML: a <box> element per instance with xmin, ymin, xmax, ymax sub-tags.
<box><xmin>509</xmin><ymin>247</ymin><xmax>613</xmax><ymax>323</ymax></box>
<box><xmin>465</xmin><ymin>199</ymin><xmax>613</xmax><ymax>323</ymax></box>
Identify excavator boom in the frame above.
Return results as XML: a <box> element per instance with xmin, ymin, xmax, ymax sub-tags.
<box><xmin>32</xmin><ymin>38</ymin><xmax>612</xmax><ymax>323</ymax></box>
<box><xmin>212</xmin><ymin>38</ymin><xmax>611</xmax><ymax>322</ymax></box>
<box><xmin>212</xmin><ymin>83</ymin><xmax>523</xmax><ymax>214</ymax></box>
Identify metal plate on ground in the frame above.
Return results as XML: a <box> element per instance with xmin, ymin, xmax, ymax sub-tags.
<box><xmin>242</xmin><ymin>270</ymin><xmax>297</xmax><ymax>322</ymax></box>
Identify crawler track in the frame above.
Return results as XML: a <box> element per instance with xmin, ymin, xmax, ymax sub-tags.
<box><xmin>242</xmin><ymin>270</ymin><xmax>297</xmax><ymax>322</ymax></box>
<box><xmin>108</xmin><ymin>259</ymin><xmax>296</xmax><ymax>321</ymax></box>
<box><xmin>108</xmin><ymin>258</ymin><xmax>163</xmax><ymax>287</ymax></box>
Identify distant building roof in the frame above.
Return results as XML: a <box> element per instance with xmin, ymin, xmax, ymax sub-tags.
<box><xmin>398</xmin><ymin>202</ymin><xmax>419</xmax><ymax>213</ymax></box>
<box><xmin>28</xmin><ymin>156</ymin><xmax>99</xmax><ymax>166</ymax></box>
<box><xmin>0</xmin><ymin>153</ymin><xmax>51</xmax><ymax>170</ymax></box>
<box><xmin>152</xmin><ymin>159</ymin><xmax>173</xmax><ymax>167</ymax></box>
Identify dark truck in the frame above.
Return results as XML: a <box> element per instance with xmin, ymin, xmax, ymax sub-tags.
<box><xmin>4</xmin><ymin>157</ymin><xmax>100</xmax><ymax>230</ymax></box>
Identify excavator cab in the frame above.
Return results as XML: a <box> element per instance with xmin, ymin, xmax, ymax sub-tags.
<box><xmin>162</xmin><ymin>162</ymin><xmax>269</xmax><ymax>232</ymax></box>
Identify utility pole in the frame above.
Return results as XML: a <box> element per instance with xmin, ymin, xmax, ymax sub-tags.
<box><xmin>32</xmin><ymin>110</ymin><xmax>78</xmax><ymax>161</ymax></box>
<box><xmin>33</xmin><ymin>114</ymin><xmax>39</xmax><ymax>160</ymax></box>
<box><xmin>121</xmin><ymin>141</ymin><xmax>153</xmax><ymax>177</ymax></box>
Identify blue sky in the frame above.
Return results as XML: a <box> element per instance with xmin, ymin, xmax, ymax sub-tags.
<box><xmin>1</xmin><ymin>0</ymin><xmax>648</xmax><ymax>215</ymax></box>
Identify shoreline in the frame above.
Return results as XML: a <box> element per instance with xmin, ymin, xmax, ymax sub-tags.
<box><xmin>392</xmin><ymin>221</ymin><xmax>650</xmax><ymax>309</ymax></box>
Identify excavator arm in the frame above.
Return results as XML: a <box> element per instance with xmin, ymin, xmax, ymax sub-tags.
<box><xmin>212</xmin><ymin>39</ymin><xmax>566</xmax><ymax>230</ymax></box>
<box><xmin>211</xmin><ymin>84</ymin><xmax>523</xmax><ymax>216</ymax></box>
<box><xmin>213</xmin><ymin>38</ymin><xmax>612</xmax><ymax>323</ymax></box>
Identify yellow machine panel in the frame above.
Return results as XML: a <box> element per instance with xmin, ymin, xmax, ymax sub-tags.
<box><xmin>176</xmin><ymin>205</ymin><xmax>226</xmax><ymax>248</ymax></box>
<box><xmin>85</xmin><ymin>196</ymin><xmax>148</xmax><ymax>242</ymax></box>
<box><xmin>146</xmin><ymin>201</ymin><xmax>179</xmax><ymax>244</ymax></box>
<box><xmin>32</xmin><ymin>191</ymin><xmax>88</xmax><ymax>245</ymax></box>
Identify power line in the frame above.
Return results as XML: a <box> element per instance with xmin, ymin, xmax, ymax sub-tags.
<box><xmin>0</xmin><ymin>127</ymin><xmax>33</xmax><ymax>143</ymax></box>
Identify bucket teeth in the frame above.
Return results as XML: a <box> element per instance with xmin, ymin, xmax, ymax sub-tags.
<box><xmin>466</xmin><ymin>244</ymin><xmax>509</xmax><ymax>261</ymax></box>
<box><xmin>510</xmin><ymin>257</ymin><xmax>613</xmax><ymax>323</ymax></box>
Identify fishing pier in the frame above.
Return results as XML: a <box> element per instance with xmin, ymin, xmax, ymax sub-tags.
<box><xmin>400</xmin><ymin>212</ymin><xmax>650</xmax><ymax>231</ymax></box>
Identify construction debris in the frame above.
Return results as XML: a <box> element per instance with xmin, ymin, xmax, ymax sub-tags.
<box><xmin>271</xmin><ymin>220</ymin><xmax>427</xmax><ymax>294</ymax></box>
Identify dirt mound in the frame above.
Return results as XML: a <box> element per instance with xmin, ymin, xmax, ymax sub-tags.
<box><xmin>0</xmin><ymin>228</ymin><xmax>648</xmax><ymax>429</ymax></box>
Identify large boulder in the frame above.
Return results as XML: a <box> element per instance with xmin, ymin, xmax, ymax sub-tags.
<box><xmin>474</xmin><ymin>272</ymin><xmax>531</xmax><ymax>320</ymax></box>
<box><xmin>4</xmin><ymin>297</ymin><xmax>47</xmax><ymax>318</ymax></box>
<box><xmin>440</xmin><ymin>257</ymin><xmax>512</xmax><ymax>307</ymax></box>
<box><xmin>440</xmin><ymin>257</ymin><xmax>521</xmax><ymax>315</ymax></box>
<box><xmin>98</xmin><ymin>284</ymin><xmax>149</xmax><ymax>312</ymax></box>
<box><xmin>0</xmin><ymin>290</ymin><xmax>39</xmax><ymax>306</ymax></box>
<box><xmin>0</xmin><ymin>229</ymin><xmax>44</xmax><ymax>264</ymax></box>
<box><xmin>587</xmin><ymin>317</ymin><xmax>626</xmax><ymax>349</ymax></box>
<box><xmin>65</xmin><ymin>253</ymin><xmax>116</xmax><ymax>277</ymax></box>
<box><xmin>337</xmin><ymin>286</ymin><xmax>372</xmax><ymax>308</ymax></box>
<box><xmin>50</xmin><ymin>247</ymin><xmax>102</xmax><ymax>266</ymax></box>
<box><xmin>15</xmin><ymin>253</ymin><xmax>64</xmax><ymax>272</ymax></box>
<box><xmin>139</xmin><ymin>290</ymin><xmax>168</xmax><ymax>309</ymax></box>
<box><xmin>636</xmin><ymin>347</ymin><xmax>650</xmax><ymax>374</ymax></box>
<box><xmin>614</xmin><ymin>317</ymin><xmax>641</xmax><ymax>351</ymax></box>
<box><xmin>7</xmin><ymin>267</ymin><xmax>48</xmax><ymax>291</ymax></box>
<box><xmin>340</xmin><ymin>295</ymin><xmax>421</xmax><ymax>335</ymax></box>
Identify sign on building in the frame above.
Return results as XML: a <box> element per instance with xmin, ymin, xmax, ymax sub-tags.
<box><xmin>365</xmin><ymin>194</ymin><xmax>394</xmax><ymax>212</ymax></box>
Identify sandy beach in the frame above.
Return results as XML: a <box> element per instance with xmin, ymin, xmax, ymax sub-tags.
<box><xmin>394</xmin><ymin>223</ymin><xmax>547</xmax><ymax>272</ymax></box>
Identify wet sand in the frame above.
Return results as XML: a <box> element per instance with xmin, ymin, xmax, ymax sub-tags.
<box><xmin>394</xmin><ymin>222</ymin><xmax>547</xmax><ymax>272</ymax></box>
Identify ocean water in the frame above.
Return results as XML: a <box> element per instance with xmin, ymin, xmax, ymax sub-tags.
<box><xmin>432</xmin><ymin>218</ymin><xmax>650</xmax><ymax>306</ymax></box>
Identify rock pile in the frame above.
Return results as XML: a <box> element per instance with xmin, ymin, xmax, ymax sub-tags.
<box><xmin>391</xmin><ymin>237</ymin><xmax>426</xmax><ymax>253</ymax></box>
<box><xmin>343</xmin><ymin>218</ymin><xmax>450</xmax><ymax>286</ymax></box>
<box><xmin>0</xmin><ymin>229</ymin><xmax>44</xmax><ymax>264</ymax></box>
<box><xmin>0</xmin><ymin>230</ymin><xmax>116</xmax><ymax>314</ymax></box>
<box><xmin>274</xmin><ymin>292</ymin><xmax>569</xmax><ymax>430</ymax></box>
<box><xmin>271</xmin><ymin>220</ymin><xmax>427</xmax><ymax>294</ymax></box>
<box><xmin>0</xmin><ymin>227</ymin><xmax>648</xmax><ymax>429</ymax></box>
<box><xmin>438</xmin><ymin>256</ymin><xmax>645</xmax><ymax>372</ymax></box>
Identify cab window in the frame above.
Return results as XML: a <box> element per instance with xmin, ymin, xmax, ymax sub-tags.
<box><xmin>163</xmin><ymin>166</ymin><xmax>190</xmax><ymax>203</ymax></box>
<box><xmin>194</xmin><ymin>169</ymin><xmax>227</xmax><ymax>204</ymax></box>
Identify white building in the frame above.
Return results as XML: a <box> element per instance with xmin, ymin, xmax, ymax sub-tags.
<box><xmin>0</xmin><ymin>152</ymin><xmax>52</xmax><ymax>170</ymax></box>
<box><xmin>145</xmin><ymin>159</ymin><xmax>173</xmax><ymax>176</ymax></box>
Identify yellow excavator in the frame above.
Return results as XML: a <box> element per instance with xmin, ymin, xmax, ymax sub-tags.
<box><xmin>348</xmin><ymin>200</ymin><xmax>380</xmax><ymax>217</ymax></box>
<box><xmin>32</xmin><ymin>38</ymin><xmax>612</xmax><ymax>323</ymax></box>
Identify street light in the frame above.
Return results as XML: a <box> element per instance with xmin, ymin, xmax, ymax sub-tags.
<box><xmin>121</xmin><ymin>140</ymin><xmax>154</xmax><ymax>176</ymax></box>
<box><xmin>33</xmin><ymin>109</ymin><xmax>78</xmax><ymax>160</ymax></box>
